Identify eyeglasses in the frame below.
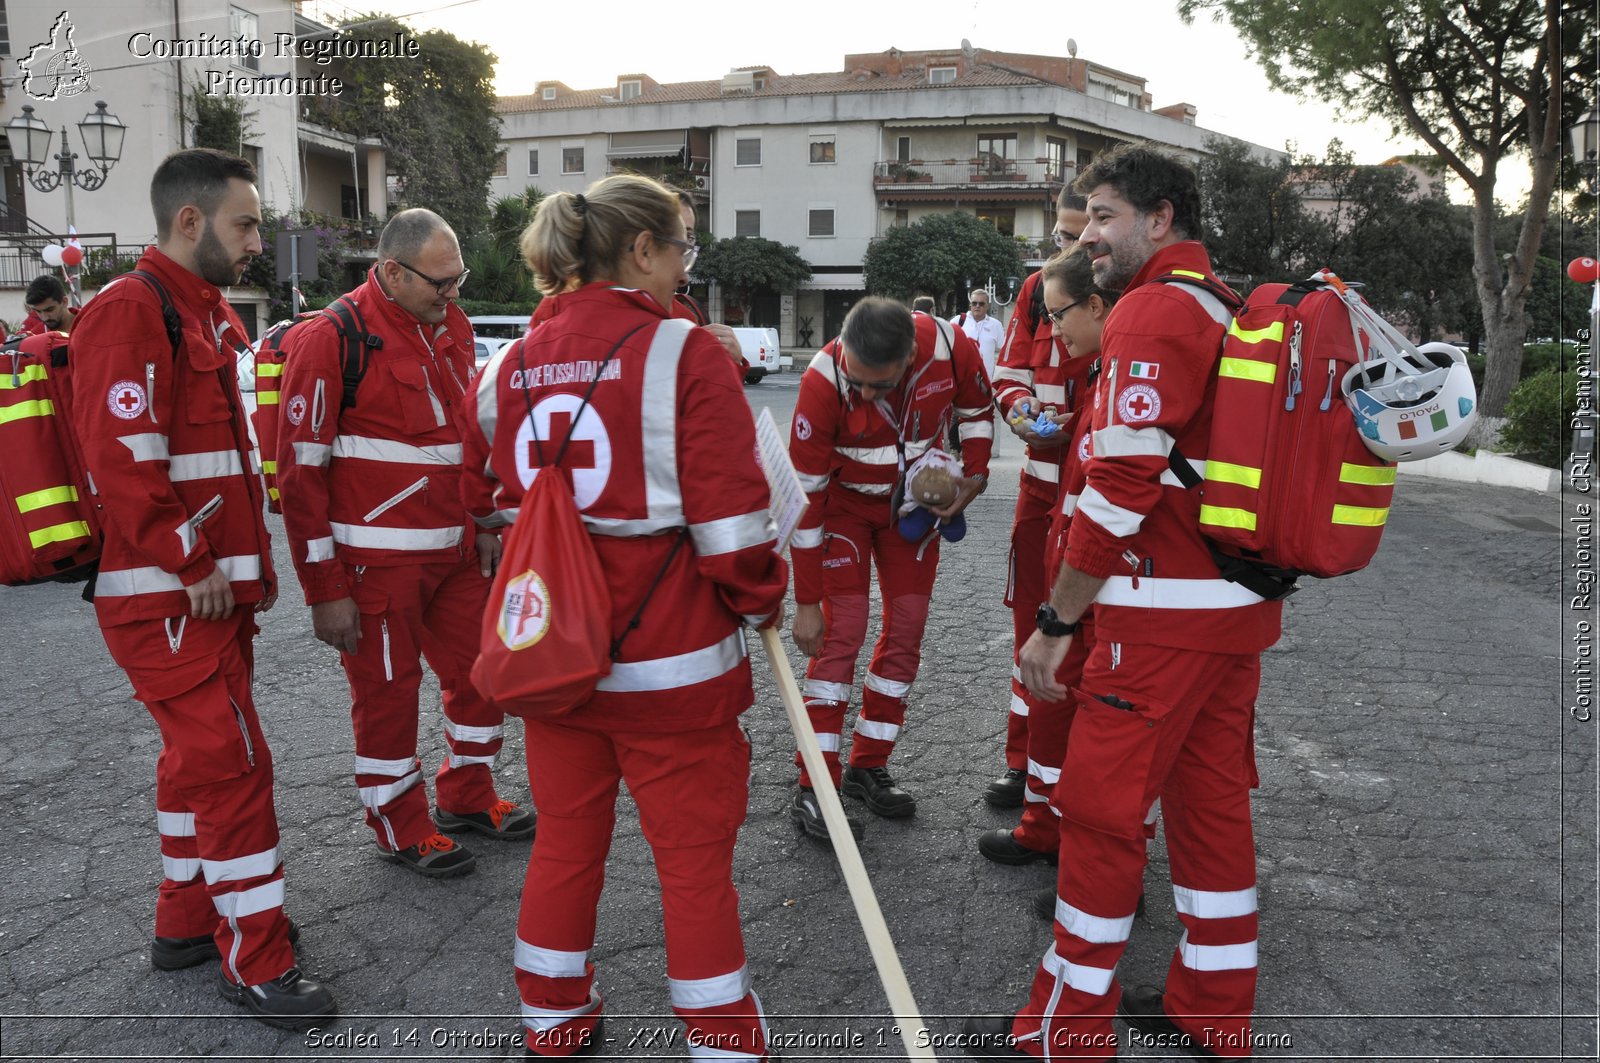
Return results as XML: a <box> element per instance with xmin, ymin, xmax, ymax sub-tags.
<box><xmin>838</xmin><ymin>353</ymin><xmax>910</xmax><ymax>394</ymax></box>
<box><xmin>1044</xmin><ymin>299</ymin><xmax>1084</xmax><ymax>324</ymax></box>
<box><xmin>971</xmin><ymin>300</ymin><xmax>989</xmax><ymax>307</ymax></box>
<box><xmin>653</xmin><ymin>234</ymin><xmax>699</xmax><ymax>270</ymax></box>
<box><xmin>393</xmin><ymin>260</ymin><xmax>470</xmax><ymax>295</ymax></box>
<box><xmin>1052</xmin><ymin>230</ymin><xmax>1082</xmax><ymax>249</ymax></box>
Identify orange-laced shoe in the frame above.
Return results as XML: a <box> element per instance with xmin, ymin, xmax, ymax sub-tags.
<box><xmin>436</xmin><ymin>798</ymin><xmax>536</xmax><ymax>841</ymax></box>
<box><xmin>380</xmin><ymin>831</ymin><xmax>477</xmax><ymax>877</ymax></box>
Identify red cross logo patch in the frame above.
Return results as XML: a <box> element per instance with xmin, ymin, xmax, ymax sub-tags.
<box><xmin>107</xmin><ymin>380</ymin><xmax>147</xmax><ymax>420</ymax></box>
<box><xmin>795</xmin><ymin>414</ymin><xmax>813</xmax><ymax>441</ymax></box>
<box><xmin>1116</xmin><ymin>384</ymin><xmax>1161</xmax><ymax>424</ymax></box>
<box><xmin>515</xmin><ymin>395</ymin><xmax>613</xmax><ymax>509</ymax></box>
<box><xmin>286</xmin><ymin>394</ymin><xmax>308</xmax><ymax>426</ymax></box>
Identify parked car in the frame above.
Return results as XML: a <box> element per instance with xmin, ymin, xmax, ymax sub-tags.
<box><xmin>732</xmin><ymin>326</ymin><xmax>780</xmax><ymax>384</ymax></box>
<box><xmin>469</xmin><ymin>315</ymin><xmax>528</xmax><ymax>371</ymax></box>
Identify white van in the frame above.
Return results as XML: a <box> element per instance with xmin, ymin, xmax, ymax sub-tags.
<box><xmin>468</xmin><ymin>315</ymin><xmax>529</xmax><ymax>370</ymax></box>
<box><xmin>732</xmin><ymin>326</ymin><xmax>780</xmax><ymax>384</ymax></box>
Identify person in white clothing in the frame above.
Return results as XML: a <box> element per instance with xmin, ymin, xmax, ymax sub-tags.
<box><xmin>952</xmin><ymin>288</ymin><xmax>1005</xmax><ymax>454</ymax></box>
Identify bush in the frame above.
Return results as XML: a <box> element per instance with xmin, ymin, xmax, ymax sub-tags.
<box><xmin>1464</xmin><ymin>343</ymin><xmax>1571</xmax><ymax>392</ymax></box>
<box><xmin>1499</xmin><ymin>368</ymin><xmax>1578</xmax><ymax>468</ymax></box>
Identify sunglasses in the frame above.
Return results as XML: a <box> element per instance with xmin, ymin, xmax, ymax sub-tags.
<box><xmin>393</xmin><ymin>259</ymin><xmax>470</xmax><ymax>295</ymax></box>
<box><xmin>1044</xmin><ymin>299</ymin><xmax>1085</xmax><ymax>324</ymax></box>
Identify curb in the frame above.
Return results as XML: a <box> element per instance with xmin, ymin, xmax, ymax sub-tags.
<box><xmin>1398</xmin><ymin>449</ymin><xmax>1561</xmax><ymax>493</ymax></box>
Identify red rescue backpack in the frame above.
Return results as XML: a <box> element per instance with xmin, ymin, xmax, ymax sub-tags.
<box><xmin>0</xmin><ymin>331</ymin><xmax>103</xmax><ymax>585</ymax></box>
<box><xmin>1161</xmin><ymin>270</ymin><xmax>1402</xmax><ymax>600</ymax></box>
<box><xmin>471</xmin><ymin>322</ymin><xmax>689</xmax><ymax>718</ymax></box>
<box><xmin>251</xmin><ymin>299</ymin><xmax>380</xmax><ymax>513</ymax></box>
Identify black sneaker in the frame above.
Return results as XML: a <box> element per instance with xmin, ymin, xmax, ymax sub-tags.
<box><xmin>380</xmin><ymin>832</ymin><xmax>476</xmax><ymax>878</ymax></box>
<box><xmin>1116</xmin><ymin>984</ymin><xmax>1241</xmax><ymax>1060</ymax></box>
<box><xmin>218</xmin><ymin>966</ymin><xmax>336</xmax><ymax>1031</ymax></box>
<box><xmin>983</xmin><ymin>767</ymin><xmax>1028</xmax><ymax>809</ymax></box>
<box><xmin>152</xmin><ymin>919</ymin><xmax>300</xmax><ymax>971</ymax></box>
<box><xmin>790</xmin><ymin>785</ymin><xmax>865</xmax><ymax>843</ymax></box>
<box><xmin>841</xmin><ymin>765</ymin><xmax>917</xmax><ymax>818</ymax></box>
<box><xmin>959</xmin><ymin>1015</ymin><xmax>1031</xmax><ymax>1058</ymax></box>
<box><xmin>977</xmin><ymin>828</ymin><xmax>1058</xmax><ymax>866</ymax></box>
<box><xmin>436</xmin><ymin>798</ymin><xmax>536</xmax><ymax>840</ymax></box>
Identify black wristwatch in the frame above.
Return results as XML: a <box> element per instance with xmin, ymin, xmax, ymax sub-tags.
<box><xmin>1035</xmin><ymin>604</ymin><xmax>1079</xmax><ymax>638</ymax></box>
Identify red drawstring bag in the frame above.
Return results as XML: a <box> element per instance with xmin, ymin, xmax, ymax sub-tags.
<box><xmin>471</xmin><ymin>461</ymin><xmax>612</xmax><ymax>718</ymax></box>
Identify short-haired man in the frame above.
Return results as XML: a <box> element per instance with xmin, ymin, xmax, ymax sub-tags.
<box><xmin>276</xmin><ymin>209</ymin><xmax>533</xmax><ymax>879</ymax></box>
<box><xmin>24</xmin><ymin>274</ymin><xmax>75</xmax><ymax>335</ymax></box>
<box><xmin>952</xmin><ymin>288</ymin><xmax>1006</xmax><ymax>380</ymax></box>
<box><xmin>68</xmin><ymin>148</ymin><xmax>334</xmax><ymax>1028</ymax></box>
<box><xmin>963</xmin><ymin>145</ymin><xmax>1282</xmax><ymax>1060</ymax></box>
<box><xmin>787</xmin><ymin>297</ymin><xmax>993</xmax><ymax>839</ymax></box>
<box><xmin>911</xmin><ymin>295</ymin><xmax>937</xmax><ymax>314</ymax></box>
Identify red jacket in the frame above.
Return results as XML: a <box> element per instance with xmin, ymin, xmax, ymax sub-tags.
<box><xmin>68</xmin><ymin>249</ymin><xmax>275</xmax><ymax>624</ymax></box>
<box><xmin>460</xmin><ymin>283</ymin><xmax>787</xmax><ymax>732</ymax></box>
<box><xmin>1065</xmin><ymin>242</ymin><xmax>1281</xmax><ymax>653</ymax></box>
<box><xmin>276</xmin><ymin>270</ymin><xmax>477</xmax><ymax>605</ymax></box>
<box><xmin>787</xmin><ymin>312</ymin><xmax>993</xmax><ymax>604</ymax></box>
<box><xmin>19</xmin><ymin>310</ymin><xmax>48</xmax><ymax>337</ymax></box>
<box><xmin>993</xmin><ymin>271</ymin><xmax>1092</xmax><ymax>504</ymax></box>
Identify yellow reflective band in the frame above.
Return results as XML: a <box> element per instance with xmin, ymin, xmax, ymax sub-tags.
<box><xmin>28</xmin><ymin>520</ymin><xmax>90</xmax><ymax>549</ymax></box>
<box><xmin>268</xmin><ymin>487</ymin><xmax>280</xmax><ymax>501</ymax></box>
<box><xmin>1227</xmin><ymin>320</ymin><xmax>1285</xmax><ymax>345</ymax></box>
<box><xmin>1205</xmin><ymin>461</ymin><xmax>1262</xmax><ymax>489</ymax></box>
<box><xmin>1218</xmin><ymin>358</ymin><xmax>1277</xmax><ymax>384</ymax></box>
<box><xmin>1170</xmin><ymin>269</ymin><xmax>1206</xmax><ymax>280</ymax></box>
<box><xmin>16</xmin><ymin>485</ymin><xmax>78</xmax><ymax>513</ymax></box>
<box><xmin>1199</xmin><ymin>504</ymin><xmax>1257</xmax><ymax>531</ymax></box>
<box><xmin>1332</xmin><ymin>505</ymin><xmax>1389</xmax><ymax>527</ymax></box>
<box><xmin>257</xmin><ymin>390</ymin><xmax>280</xmax><ymax>405</ymax></box>
<box><xmin>1339</xmin><ymin>463</ymin><xmax>1397</xmax><ymax>486</ymax></box>
<box><xmin>0</xmin><ymin>364</ymin><xmax>49</xmax><ymax>389</ymax></box>
<box><xmin>261</xmin><ymin>459</ymin><xmax>277</xmax><ymax>473</ymax></box>
<box><xmin>0</xmin><ymin>399</ymin><xmax>55</xmax><ymax>424</ymax></box>
<box><xmin>255</xmin><ymin>363</ymin><xmax>285</xmax><ymax>377</ymax></box>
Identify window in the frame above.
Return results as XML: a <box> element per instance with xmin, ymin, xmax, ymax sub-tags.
<box><xmin>491</xmin><ymin>151</ymin><xmax>507</xmax><ymax>177</ymax></box>
<box><xmin>542</xmin><ymin>86</ymin><xmax>557</xmax><ymax>100</ymax></box>
<box><xmin>0</xmin><ymin>1</ymin><xmax>10</xmax><ymax>55</ymax></box>
<box><xmin>240</xmin><ymin>144</ymin><xmax>262</xmax><ymax>173</ymax></box>
<box><xmin>897</xmin><ymin>136</ymin><xmax>911</xmax><ymax>164</ymax></box>
<box><xmin>1047</xmin><ymin>137</ymin><xmax>1068</xmax><ymax>180</ymax></box>
<box><xmin>528</xmin><ymin>149</ymin><xmax>539</xmax><ymax>175</ymax></box>
<box><xmin>562</xmin><ymin>147</ymin><xmax>584</xmax><ymax>174</ymax></box>
<box><xmin>928</xmin><ymin>66</ymin><xmax>957</xmax><ymax>84</ymax></box>
<box><xmin>1077</xmin><ymin>148</ymin><xmax>1095</xmax><ymax>171</ymax></box>
<box><xmin>340</xmin><ymin>184</ymin><xmax>361</xmax><ymax>220</ymax></box>
<box><xmin>619</xmin><ymin>80</ymin><xmax>641</xmax><ymax>101</ymax></box>
<box><xmin>975</xmin><ymin>133</ymin><xmax>1017</xmax><ymax>175</ymax></box>
<box><xmin>808</xmin><ymin>209</ymin><xmax>835</xmax><ymax>238</ymax></box>
<box><xmin>893</xmin><ymin>209</ymin><xmax>909</xmax><ymax>228</ymax></box>
<box><xmin>977</xmin><ymin>207</ymin><xmax>1016</xmax><ymax>237</ymax></box>
<box><xmin>735</xmin><ymin>210</ymin><xmax>761</xmax><ymax>238</ymax></box>
<box><xmin>735</xmin><ymin>137</ymin><xmax>761</xmax><ymax>166</ymax></box>
<box><xmin>809</xmin><ymin>137</ymin><xmax>836</xmax><ymax>164</ymax></box>
<box><xmin>230</xmin><ymin>7</ymin><xmax>260</xmax><ymax>71</ymax></box>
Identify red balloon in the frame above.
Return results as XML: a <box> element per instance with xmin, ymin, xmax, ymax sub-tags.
<box><xmin>1569</xmin><ymin>256</ymin><xmax>1600</xmax><ymax>284</ymax></box>
<box><xmin>59</xmin><ymin>244</ymin><xmax>84</xmax><ymax>268</ymax></box>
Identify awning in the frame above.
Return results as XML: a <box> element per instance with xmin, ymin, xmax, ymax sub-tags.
<box><xmin>801</xmin><ymin>273</ymin><xmax>865</xmax><ymax>291</ymax></box>
<box><xmin>607</xmin><ymin>130</ymin><xmax>687</xmax><ymax>159</ymax></box>
<box><xmin>876</xmin><ymin>187</ymin><xmax>1056</xmax><ymax>204</ymax></box>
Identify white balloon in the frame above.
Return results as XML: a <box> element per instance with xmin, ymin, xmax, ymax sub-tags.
<box><xmin>41</xmin><ymin>243</ymin><xmax>64</xmax><ymax>267</ymax></box>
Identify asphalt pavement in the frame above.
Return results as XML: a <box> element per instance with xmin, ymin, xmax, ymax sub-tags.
<box><xmin>0</xmin><ymin>371</ymin><xmax>1593</xmax><ymax>1062</ymax></box>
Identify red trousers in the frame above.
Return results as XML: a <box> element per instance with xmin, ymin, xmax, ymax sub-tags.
<box><xmin>102</xmin><ymin>610</ymin><xmax>294</xmax><ymax>987</ymax></box>
<box><xmin>1012</xmin><ymin>639</ymin><xmax>1262</xmax><ymax>1060</ymax></box>
<box><xmin>515</xmin><ymin>716</ymin><xmax>767</xmax><ymax>1059</ymax></box>
<box><xmin>1011</xmin><ymin>618</ymin><xmax>1094</xmax><ymax>853</ymax></box>
<box><xmin>799</xmin><ymin>487</ymin><xmax>939</xmax><ymax>787</ymax></box>
<box><xmin>342</xmin><ymin>555</ymin><xmax>507</xmax><ymax>851</ymax></box>
<box><xmin>1003</xmin><ymin>491</ymin><xmax>1053</xmax><ymax>772</ymax></box>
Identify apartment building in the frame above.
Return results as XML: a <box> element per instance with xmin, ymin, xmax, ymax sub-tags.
<box><xmin>494</xmin><ymin>44</ymin><xmax>1280</xmax><ymax>343</ymax></box>
<box><xmin>0</xmin><ymin>0</ymin><xmax>387</xmax><ymax>332</ymax></box>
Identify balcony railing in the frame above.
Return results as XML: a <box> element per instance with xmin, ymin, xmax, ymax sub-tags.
<box><xmin>873</xmin><ymin>158</ymin><xmax>1072</xmax><ymax>189</ymax></box>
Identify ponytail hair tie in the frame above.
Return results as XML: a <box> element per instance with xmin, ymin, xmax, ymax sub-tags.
<box><xmin>573</xmin><ymin>193</ymin><xmax>588</xmax><ymax>216</ymax></box>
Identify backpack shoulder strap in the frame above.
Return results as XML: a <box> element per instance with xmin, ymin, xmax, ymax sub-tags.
<box><xmin>1155</xmin><ymin>271</ymin><xmax>1242</xmax><ymax>326</ymax></box>
<box><xmin>1030</xmin><ymin>270</ymin><xmax>1045</xmax><ymax>329</ymax></box>
<box><xmin>320</xmin><ymin>295</ymin><xmax>383</xmax><ymax>410</ymax></box>
<box><xmin>931</xmin><ymin>316</ymin><xmax>955</xmax><ymax>360</ymax></box>
<box><xmin>125</xmin><ymin>270</ymin><xmax>184</xmax><ymax>359</ymax></box>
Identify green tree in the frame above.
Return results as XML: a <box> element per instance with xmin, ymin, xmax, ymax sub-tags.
<box><xmin>1197</xmin><ymin>136</ymin><xmax>1322</xmax><ymax>284</ymax></box>
<box><xmin>1525</xmin><ymin>256</ymin><xmax>1590</xmax><ymax>341</ymax></box>
<box><xmin>327</xmin><ymin>15</ymin><xmax>501</xmax><ymax>239</ymax></box>
<box><xmin>694</xmin><ymin>237</ymin><xmax>812</xmax><ymax>324</ymax></box>
<box><xmin>863</xmin><ymin>211</ymin><xmax>1023</xmax><ymax>311</ymax></box>
<box><xmin>487</xmin><ymin>186</ymin><xmax>545</xmax><ymax>255</ymax></box>
<box><xmin>191</xmin><ymin>79</ymin><xmax>256</xmax><ymax>155</ymax></box>
<box><xmin>1180</xmin><ymin>0</ymin><xmax>1589</xmax><ymax>443</ymax></box>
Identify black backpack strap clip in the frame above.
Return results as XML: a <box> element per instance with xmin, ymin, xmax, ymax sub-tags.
<box><xmin>126</xmin><ymin>270</ymin><xmax>184</xmax><ymax>359</ymax></box>
<box><xmin>1166</xmin><ymin>444</ymin><xmax>1298</xmax><ymax>600</ymax></box>
<box><xmin>322</xmin><ymin>296</ymin><xmax>383</xmax><ymax>410</ymax></box>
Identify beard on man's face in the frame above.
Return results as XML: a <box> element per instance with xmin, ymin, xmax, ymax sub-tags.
<box><xmin>195</xmin><ymin>222</ymin><xmax>249</xmax><ymax>286</ymax></box>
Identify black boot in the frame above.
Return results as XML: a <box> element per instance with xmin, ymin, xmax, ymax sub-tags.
<box><xmin>218</xmin><ymin>966</ymin><xmax>336</xmax><ymax>1031</ymax></box>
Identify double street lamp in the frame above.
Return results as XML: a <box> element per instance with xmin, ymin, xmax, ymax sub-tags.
<box><xmin>5</xmin><ymin>100</ymin><xmax>128</xmax><ymax>235</ymax></box>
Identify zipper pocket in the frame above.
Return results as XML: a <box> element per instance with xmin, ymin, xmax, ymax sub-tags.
<box><xmin>363</xmin><ymin>476</ymin><xmax>428</xmax><ymax>522</ymax></box>
<box><xmin>311</xmin><ymin>378</ymin><xmax>326</xmax><ymax>439</ymax></box>
<box><xmin>1285</xmin><ymin>322</ymin><xmax>1303</xmax><ymax>411</ymax></box>
<box><xmin>228</xmin><ymin>695</ymin><xmax>256</xmax><ymax>768</ymax></box>
<box><xmin>380</xmin><ymin>618</ymin><xmax>393</xmax><ymax>682</ymax></box>
<box><xmin>145</xmin><ymin>362</ymin><xmax>159</xmax><ymax>423</ymax></box>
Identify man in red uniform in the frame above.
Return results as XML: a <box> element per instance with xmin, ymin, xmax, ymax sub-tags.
<box><xmin>980</xmin><ymin>191</ymin><xmax>1088</xmax><ymax>816</ymax></box>
<box><xmin>788</xmin><ymin>296</ymin><xmax>993</xmax><ymax>840</ymax></box>
<box><xmin>24</xmin><ymin>274</ymin><xmax>76</xmax><ymax>335</ymax></box>
<box><xmin>276</xmin><ymin>208</ymin><xmax>532</xmax><ymax>879</ymax></box>
<box><xmin>68</xmin><ymin>148</ymin><xmax>333</xmax><ymax>1028</ymax></box>
<box><xmin>963</xmin><ymin>145</ymin><xmax>1282</xmax><ymax>1061</ymax></box>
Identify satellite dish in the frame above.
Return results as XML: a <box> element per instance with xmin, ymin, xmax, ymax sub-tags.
<box><xmin>961</xmin><ymin>37</ymin><xmax>975</xmax><ymax>62</ymax></box>
<box><xmin>1067</xmin><ymin>38</ymin><xmax>1078</xmax><ymax>58</ymax></box>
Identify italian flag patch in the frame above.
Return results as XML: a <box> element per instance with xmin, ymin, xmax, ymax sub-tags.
<box><xmin>1128</xmin><ymin>361</ymin><xmax>1160</xmax><ymax>380</ymax></box>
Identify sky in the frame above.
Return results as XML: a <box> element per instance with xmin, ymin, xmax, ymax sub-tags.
<box><xmin>342</xmin><ymin>0</ymin><xmax>1530</xmax><ymax>203</ymax></box>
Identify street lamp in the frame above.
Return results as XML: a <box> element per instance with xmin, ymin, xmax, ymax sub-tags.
<box><xmin>1569</xmin><ymin>106</ymin><xmax>1600</xmax><ymax>196</ymax></box>
<box><xmin>5</xmin><ymin>100</ymin><xmax>128</xmax><ymax>234</ymax></box>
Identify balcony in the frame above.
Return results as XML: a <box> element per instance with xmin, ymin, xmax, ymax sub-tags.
<box><xmin>873</xmin><ymin>158</ymin><xmax>1072</xmax><ymax>203</ymax></box>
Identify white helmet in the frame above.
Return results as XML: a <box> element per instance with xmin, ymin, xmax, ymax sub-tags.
<box><xmin>1343</xmin><ymin>340</ymin><xmax>1478</xmax><ymax>462</ymax></box>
